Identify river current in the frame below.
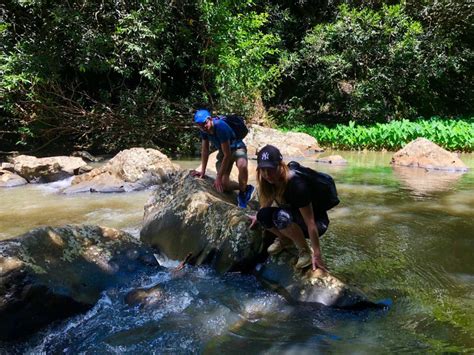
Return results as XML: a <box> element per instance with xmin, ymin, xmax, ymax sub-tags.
<box><xmin>1</xmin><ymin>151</ymin><xmax>473</xmax><ymax>353</ymax></box>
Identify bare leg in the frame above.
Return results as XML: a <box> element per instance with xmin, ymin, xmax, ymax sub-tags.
<box><xmin>235</xmin><ymin>157</ymin><xmax>248</xmax><ymax>193</ymax></box>
<box><xmin>270</xmin><ymin>223</ymin><xmax>309</xmax><ymax>251</ymax></box>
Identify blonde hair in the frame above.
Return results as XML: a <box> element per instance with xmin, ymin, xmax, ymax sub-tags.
<box><xmin>257</xmin><ymin>161</ymin><xmax>291</xmax><ymax>207</ymax></box>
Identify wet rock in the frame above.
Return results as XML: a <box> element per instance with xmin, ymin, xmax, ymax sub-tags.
<box><xmin>9</xmin><ymin>155</ymin><xmax>90</xmax><ymax>183</ymax></box>
<box><xmin>255</xmin><ymin>242</ymin><xmax>382</xmax><ymax>309</ymax></box>
<box><xmin>390</xmin><ymin>138</ymin><xmax>468</xmax><ymax>171</ymax></box>
<box><xmin>140</xmin><ymin>171</ymin><xmax>265</xmax><ymax>273</ymax></box>
<box><xmin>125</xmin><ymin>285</ymin><xmax>164</xmax><ymax>308</ymax></box>
<box><xmin>63</xmin><ymin>148</ymin><xmax>179</xmax><ymax>194</ymax></box>
<box><xmin>0</xmin><ymin>225</ymin><xmax>159</xmax><ymax>340</ymax></box>
<box><xmin>0</xmin><ymin>169</ymin><xmax>28</xmax><ymax>187</ymax></box>
<box><xmin>315</xmin><ymin>155</ymin><xmax>348</xmax><ymax>165</ymax></box>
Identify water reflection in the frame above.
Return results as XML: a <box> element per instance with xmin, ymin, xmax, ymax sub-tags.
<box><xmin>393</xmin><ymin>166</ymin><xmax>466</xmax><ymax>197</ymax></box>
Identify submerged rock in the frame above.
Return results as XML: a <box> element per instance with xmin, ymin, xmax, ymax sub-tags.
<box><xmin>63</xmin><ymin>147</ymin><xmax>179</xmax><ymax>194</ymax></box>
<box><xmin>315</xmin><ymin>155</ymin><xmax>348</xmax><ymax>165</ymax></box>
<box><xmin>0</xmin><ymin>225</ymin><xmax>159</xmax><ymax>340</ymax></box>
<box><xmin>141</xmin><ymin>171</ymin><xmax>265</xmax><ymax>273</ymax></box>
<box><xmin>125</xmin><ymin>285</ymin><xmax>164</xmax><ymax>309</ymax></box>
<box><xmin>391</xmin><ymin>138</ymin><xmax>468</xmax><ymax>171</ymax></box>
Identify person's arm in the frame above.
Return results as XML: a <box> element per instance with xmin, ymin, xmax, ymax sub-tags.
<box><xmin>299</xmin><ymin>204</ymin><xmax>328</xmax><ymax>272</ymax></box>
<box><xmin>214</xmin><ymin>140</ymin><xmax>231</xmax><ymax>192</ymax></box>
<box><xmin>200</xmin><ymin>139</ymin><xmax>210</xmax><ymax>177</ymax></box>
<box><xmin>191</xmin><ymin>139</ymin><xmax>209</xmax><ymax>178</ymax></box>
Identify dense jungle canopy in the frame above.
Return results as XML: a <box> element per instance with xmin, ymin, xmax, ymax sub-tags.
<box><xmin>1</xmin><ymin>0</ymin><xmax>472</xmax><ymax>155</ymax></box>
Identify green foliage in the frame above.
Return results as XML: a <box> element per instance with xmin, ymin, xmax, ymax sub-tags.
<box><xmin>0</xmin><ymin>0</ymin><xmax>472</xmax><ymax>154</ymax></box>
<box><xmin>289</xmin><ymin>118</ymin><xmax>474</xmax><ymax>152</ymax></box>
<box><xmin>199</xmin><ymin>0</ymin><xmax>281</xmax><ymax>115</ymax></box>
<box><xmin>277</xmin><ymin>3</ymin><xmax>473</xmax><ymax>122</ymax></box>
<box><xmin>1</xmin><ymin>0</ymin><xmax>202</xmax><ymax>153</ymax></box>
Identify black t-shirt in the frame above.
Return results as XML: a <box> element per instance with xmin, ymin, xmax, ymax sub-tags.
<box><xmin>282</xmin><ymin>175</ymin><xmax>313</xmax><ymax>209</ymax></box>
<box><xmin>281</xmin><ymin>174</ymin><xmax>330</xmax><ymax>229</ymax></box>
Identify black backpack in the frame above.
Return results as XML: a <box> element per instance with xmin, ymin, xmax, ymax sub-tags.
<box><xmin>215</xmin><ymin>115</ymin><xmax>249</xmax><ymax>140</ymax></box>
<box><xmin>288</xmin><ymin>161</ymin><xmax>340</xmax><ymax>211</ymax></box>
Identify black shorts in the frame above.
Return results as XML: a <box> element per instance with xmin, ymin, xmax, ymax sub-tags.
<box><xmin>256</xmin><ymin>206</ymin><xmax>329</xmax><ymax>238</ymax></box>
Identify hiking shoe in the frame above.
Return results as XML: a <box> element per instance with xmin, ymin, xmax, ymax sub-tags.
<box><xmin>245</xmin><ymin>184</ymin><xmax>255</xmax><ymax>203</ymax></box>
<box><xmin>237</xmin><ymin>184</ymin><xmax>255</xmax><ymax>208</ymax></box>
<box><xmin>267</xmin><ymin>237</ymin><xmax>292</xmax><ymax>255</ymax></box>
<box><xmin>295</xmin><ymin>249</ymin><xmax>312</xmax><ymax>269</ymax></box>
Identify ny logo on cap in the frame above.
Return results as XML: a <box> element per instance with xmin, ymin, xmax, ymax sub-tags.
<box><xmin>261</xmin><ymin>152</ymin><xmax>270</xmax><ymax>160</ymax></box>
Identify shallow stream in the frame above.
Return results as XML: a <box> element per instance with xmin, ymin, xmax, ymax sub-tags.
<box><xmin>1</xmin><ymin>151</ymin><xmax>473</xmax><ymax>353</ymax></box>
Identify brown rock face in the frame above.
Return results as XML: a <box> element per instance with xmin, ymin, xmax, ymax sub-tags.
<box><xmin>390</xmin><ymin>138</ymin><xmax>468</xmax><ymax>171</ymax></box>
<box><xmin>0</xmin><ymin>225</ymin><xmax>158</xmax><ymax>340</ymax></box>
<box><xmin>63</xmin><ymin>148</ymin><xmax>180</xmax><ymax>193</ymax></box>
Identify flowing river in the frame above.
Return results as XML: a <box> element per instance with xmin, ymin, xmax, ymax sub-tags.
<box><xmin>1</xmin><ymin>151</ymin><xmax>473</xmax><ymax>353</ymax></box>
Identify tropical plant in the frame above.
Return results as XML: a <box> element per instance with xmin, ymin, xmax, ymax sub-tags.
<box><xmin>289</xmin><ymin>118</ymin><xmax>474</xmax><ymax>152</ymax></box>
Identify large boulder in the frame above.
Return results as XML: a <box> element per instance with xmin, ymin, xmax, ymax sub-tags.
<box><xmin>0</xmin><ymin>169</ymin><xmax>28</xmax><ymax>187</ymax></box>
<box><xmin>62</xmin><ymin>148</ymin><xmax>179</xmax><ymax>194</ymax></box>
<box><xmin>244</xmin><ymin>124</ymin><xmax>322</xmax><ymax>157</ymax></box>
<box><xmin>255</xmin><ymin>241</ymin><xmax>383</xmax><ymax>309</ymax></box>
<box><xmin>9</xmin><ymin>155</ymin><xmax>90</xmax><ymax>183</ymax></box>
<box><xmin>140</xmin><ymin>171</ymin><xmax>266</xmax><ymax>273</ymax></box>
<box><xmin>0</xmin><ymin>225</ymin><xmax>158</xmax><ymax>340</ymax></box>
<box><xmin>390</xmin><ymin>138</ymin><xmax>468</xmax><ymax>171</ymax></box>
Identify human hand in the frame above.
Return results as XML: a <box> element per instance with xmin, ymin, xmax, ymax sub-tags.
<box><xmin>247</xmin><ymin>214</ymin><xmax>258</xmax><ymax>229</ymax></box>
<box><xmin>190</xmin><ymin>170</ymin><xmax>206</xmax><ymax>178</ymax></box>
<box><xmin>213</xmin><ymin>177</ymin><xmax>224</xmax><ymax>192</ymax></box>
<box><xmin>312</xmin><ymin>253</ymin><xmax>328</xmax><ymax>273</ymax></box>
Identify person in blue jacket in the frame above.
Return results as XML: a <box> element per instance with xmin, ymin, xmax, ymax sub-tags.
<box><xmin>191</xmin><ymin>109</ymin><xmax>255</xmax><ymax>208</ymax></box>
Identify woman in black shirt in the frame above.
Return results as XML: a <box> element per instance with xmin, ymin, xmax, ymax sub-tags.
<box><xmin>249</xmin><ymin>145</ymin><xmax>329</xmax><ymax>271</ymax></box>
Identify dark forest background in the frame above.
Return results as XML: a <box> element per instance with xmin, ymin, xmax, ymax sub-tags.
<box><xmin>1</xmin><ymin>0</ymin><xmax>472</xmax><ymax>155</ymax></box>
